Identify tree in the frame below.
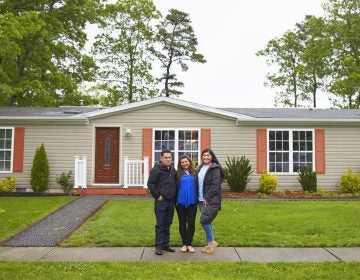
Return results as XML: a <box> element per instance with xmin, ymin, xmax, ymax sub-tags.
<box><xmin>31</xmin><ymin>143</ymin><xmax>49</xmax><ymax>193</ymax></box>
<box><xmin>296</xmin><ymin>15</ymin><xmax>332</xmax><ymax>108</ymax></box>
<box><xmin>0</xmin><ymin>0</ymin><xmax>101</xmax><ymax>107</ymax></box>
<box><xmin>256</xmin><ymin>31</ymin><xmax>305</xmax><ymax>107</ymax></box>
<box><xmin>323</xmin><ymin>0</ymin><xmax>360</xmax><ymax>108</ymax></box>
<box><xmin>151</xmin><ymin>9</ymin><xmax>206</xmax><ymax>97</ymax></box>
<box><xmin>92</xmin><ymin>0</ymin><xmax>159</xmax><ymax>105</ymax></box>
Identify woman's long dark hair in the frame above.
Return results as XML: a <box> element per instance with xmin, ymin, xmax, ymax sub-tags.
<box><xmin>201</xmin><ymin>148</ymin><xmax>225</xmax><ymax>179</ymax></box>
<box><xmin>177</xmin><ymin>154</ymin><xmax>195</xmax><ymax>180</ymax></box>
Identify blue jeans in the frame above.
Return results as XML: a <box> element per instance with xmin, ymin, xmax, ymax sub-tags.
<box><xmin>154</xmin><ymin>199</ymin><xmax>174</xmax><ymax>247</ymax></box>
<box><xmin>198</xmin><ymin>201</ymin><xmax>214</xmax><ymax>243</ymax></box>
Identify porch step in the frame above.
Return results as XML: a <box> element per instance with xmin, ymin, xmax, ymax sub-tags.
<box><xmin>73</xmin><ymin>188</ymin><xmax>149</xmax><ymax>195</ymax></box>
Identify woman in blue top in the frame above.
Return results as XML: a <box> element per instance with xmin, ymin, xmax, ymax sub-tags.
<box><xmin>176</xmin><ymin>155</ymin><xmax>197</xmax><ymax>253</ymax></box>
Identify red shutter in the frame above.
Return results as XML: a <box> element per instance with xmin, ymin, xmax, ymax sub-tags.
<box><xmin>200</xmin><ymin>128</ymin><xmax>211</xmax><ymax>152</ymax></box>
<box><xmin>13</xmin><ymin>127</ymin><xmax>25</xmax><ymax>172</ymax></box>
<box><xmin>142</xmin><ymin>128</ymin><xmax>153</xmax><ymax>170</ymax></box>
<box><xmin>315</xmin><ymin>128</ymin><xmax>325</xmax><ymax>174</ymax></box>
<box><xmin>256</xmin><ymin>128</ymin><xmax>267</xmax><ymax>174</ymax></box>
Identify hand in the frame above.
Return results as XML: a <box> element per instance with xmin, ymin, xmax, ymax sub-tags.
<box><xmin>157</xmin><ymin>195</ymin><xmax>163</xmax><ymax>201</ymax></box>
<box><xmin>203</xmin><ymin>199</ymin><xmax>208</xmax><ymax>206</ymax></box>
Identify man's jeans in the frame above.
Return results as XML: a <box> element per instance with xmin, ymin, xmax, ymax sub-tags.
<box><xmin>154</xmin><ymin>199</ymin><xmax>175</xmax><ymax>247</ymax></box>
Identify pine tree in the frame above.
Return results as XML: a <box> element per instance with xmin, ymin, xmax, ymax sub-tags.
<box><xmin>30</xmin><ymin>143</ymin><xmax>49</xmax><ymax>192</ymax></box>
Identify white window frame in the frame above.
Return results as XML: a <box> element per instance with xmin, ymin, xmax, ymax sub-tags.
<box><xmin>267</xmin><ymin>128</ymin><xmax>315</xmax><ymax>174</ymax></box>
<box><xmin>0</xmin><ymin>127</ymin><xmax>14</xmax><ymax>173</ymax></box>
<box><xmin>152</xmin><ymin>128</ymin><xmax>201</xmax><ymax>165</ymax></box>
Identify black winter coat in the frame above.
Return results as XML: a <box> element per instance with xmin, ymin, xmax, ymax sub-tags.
<box><xmin>147</xmin><ymin>162</ymin><xmax>177</xmax><ymax>200</ymax></box>
<box><xmin>197</xmin><ymin>162</ymin><xmax>222</xmax><ymax>224</ymax></box>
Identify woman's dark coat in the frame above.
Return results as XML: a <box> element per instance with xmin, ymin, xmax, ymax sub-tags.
<box><xmin>197</xmin><ymin>162</ymin><xmax>222</xmax><ymax>224</ymax></box>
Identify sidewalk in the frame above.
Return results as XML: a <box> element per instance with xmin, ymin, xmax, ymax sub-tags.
<box><xmin>1</xmin><ymin>246</ymin><xmax>359</xmax><ymax>262</ymax></box>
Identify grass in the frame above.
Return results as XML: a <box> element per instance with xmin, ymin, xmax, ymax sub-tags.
<box><xmin>61</xmin><ymin>200</ymin><xmax>360</xmax><ymax>247</ymax></box>
<box><xmin>0</xmin><ymin>262</ymin><xmax>359</xmax><ymax>280</ymax></box>
<box><xmin>0</xmin><ymin>196</ymin><xmax>74</xmax><ymax>242</ymax></box>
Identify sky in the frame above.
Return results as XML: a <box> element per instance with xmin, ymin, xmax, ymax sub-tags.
<box><xmin>151</xmin><ymin>0</ymin><xmax>329</xmax><ymax>108</ymax></box>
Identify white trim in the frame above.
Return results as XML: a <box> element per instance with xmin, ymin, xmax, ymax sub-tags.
<box><xmin>0</xmin><ymin>127</ymin><xmax>14</xmax><ymax>173</ymax></box>
<box><xmin>152</xmin><ymin>128</ymin><xmax>201</xmax><ymax>165</ymax></box>
<box><xmin>237</xmin><ymin>118</ymin><xmax>360</xmax><ymax>125</ymax></box>
<box><xmin>267</xmin><ymin>128</ymin><xmax>315</xmax><ymax>175</ymax></box>
<box><xmin>81</xmin><ymin>96</ymin><xmax>247</xmax><ymax>120</ymax></box>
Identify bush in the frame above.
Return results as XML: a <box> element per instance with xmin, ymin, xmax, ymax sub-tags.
<box><xmin>259</xmin><ymin>173</ymin><xmax>278</xmax><ymax>194</ymax></box>
<box><xmin>56</xmin><ymin>171</ymin><xmax>74</xmax><ymax>195</ymax></box>
<box><xmin>297</xmin><ymin>165</ymin><xmax>317</xmax><ymax>193</ymax></box>
<box><xmin>340</xmin><ymin>168</ymin><xmax>360</xmax><ymax>193</ymax></box>
<box><xmin>224</xmin><ymin>155</ymin><xmax>253</xmax><ymax>192</ymax></box>
<box><xmin>30</xmin><ymin>143</ymin><xmax>49</xmax><ymax>192</ymax></box>
<box><xmin>0</xmin><ymin>177</ymin><xmax>16</xmax><ymax>192</ymax></box>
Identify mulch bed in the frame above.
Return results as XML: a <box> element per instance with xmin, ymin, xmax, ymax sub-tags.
<box><xmin>221</xmin><ymin>190</ymin><xmax>360</xmax><ymax>200</ymax></box>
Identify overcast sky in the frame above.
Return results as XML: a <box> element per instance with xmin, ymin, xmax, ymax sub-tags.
<box><xmin>152</xmin><ymin>0</ymin><xmax>329</xmax><ymax>108</ymax></box>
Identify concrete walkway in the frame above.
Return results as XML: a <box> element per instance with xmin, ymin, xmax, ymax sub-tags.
<box><xmin>2</xmin><ymin>195</ymin><xmax>112</xmax><ymax>247</ymax></box>
<box><xmin>0</xmin><ymin>246</ymin><xmax>359</xmax><ymax>262</ymax></box>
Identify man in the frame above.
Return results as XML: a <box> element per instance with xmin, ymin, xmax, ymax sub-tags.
<box><xmin>147</xmin><ymin>149</ymin><xmax>177</xmax><ymax>255</ymax></box>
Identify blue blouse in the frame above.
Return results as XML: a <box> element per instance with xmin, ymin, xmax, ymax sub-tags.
<box><xmin>177</xmin><ymin>173</ymin><xmax>196</xmax><ymax>208</ymax></box>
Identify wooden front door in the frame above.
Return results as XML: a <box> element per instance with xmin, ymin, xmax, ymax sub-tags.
<box><xmin>95</xmin><ymin>127</ymin><xmax>120</xmax><ymax>183</ymax></box>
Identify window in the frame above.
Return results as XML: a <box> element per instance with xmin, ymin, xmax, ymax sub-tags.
<box><xmin>268</xmin><ymin>129</ymin><xmax>313</xmax><ymax>173</ymax></box>
<box><xmin>104</xmin><ymin>136</ymin><xmax>111</xmax><ymax>166</ymax></box>
<box><xmin>0</xmin><ymin>128</ymin><xmax>13</xmax><ymax>172</ymax></box>
<box><xmin>153</xmin><ymin>129</ymin><xmax>199</xmax><ymax>165</ymax></box>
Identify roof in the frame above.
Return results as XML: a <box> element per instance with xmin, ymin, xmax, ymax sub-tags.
<box><xmin>221</xmin><ymin>107</ymin><xmax>360</xmax><ymax>119</ymax></box>
<box><xmin>0</xmin><ymin>106</ymin><xmax>103</xmax><ymax>117</ymax></box>
<box><xmin>1</xmin><ymin>97</ymin><xmax>360</xmax><ymax>125</ymax></box>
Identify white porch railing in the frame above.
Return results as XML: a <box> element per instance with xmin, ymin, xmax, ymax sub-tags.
<box><xmin>74</xmin><ymin>156</ymin><xmax>87</xmax><ymax>188</ymax></box>
<box><xmin>123</xmin><ymin>156</ymin><xmax>149</xmax><ymax>188</ymax></box>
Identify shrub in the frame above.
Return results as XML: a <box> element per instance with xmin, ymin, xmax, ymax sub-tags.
<box><xmin>297</xmin><ymin>165</ymin><xmax>317</xmax><ymax>193</ymax></box>
<box><xmin>224</xmin><ymin>155</ymin><xmax>253</xmax><ymax>192</ymax></box>
<box><xmin>340</xmin><ymin>168</ymin><xmax>360</xmax><ymax>193</ymax></box>
<box><xmin>259</xmin><ymin>173</ymin><xmax>278</xmax><ymax>194</ymax></box>
<box><xmin>30</xmin><ymin>143</ymin><xmax>49</xmax><ymax>192</ymax></box>
<box><xmin>0</xmin><ymin>177</ymin><xmax>16</xmax><ymax>192</ymax></box>
<box><xmin>56</xmin><ymin>171</ymin><xmax>74</xmax><ymax>195</ymax></box>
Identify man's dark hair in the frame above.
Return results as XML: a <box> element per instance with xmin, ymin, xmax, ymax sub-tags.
<box><xmin>160</xmin><ymin>149</ymin><xmax>172</xmax><ymax>156</ymax></box>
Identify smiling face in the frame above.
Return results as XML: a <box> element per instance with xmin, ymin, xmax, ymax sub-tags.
<box><xmin>180</xmin><ymin>157</ymin><xmax>191</xmax><ymax>171</ymax></box>
<box><xmin>201</xmin><ymin>151</ymin><xmax>213</xmax><ymax>165</ymax></box>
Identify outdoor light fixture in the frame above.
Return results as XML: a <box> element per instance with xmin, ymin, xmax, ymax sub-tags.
<box><xmin>125</xmin><ymin>128</ymin><xmax>132</xmax><ymax>137</ymax></box>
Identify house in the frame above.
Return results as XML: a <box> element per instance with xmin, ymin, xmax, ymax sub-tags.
<box><xmin>1</xmin><ymin>96</ymin><xmax>360</xmax><ymax>193</ymax></box>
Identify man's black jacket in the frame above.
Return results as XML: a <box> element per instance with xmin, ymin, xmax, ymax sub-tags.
<box><xmin>147</xmin><ymin>162</ymin><xmax>177</xmax><ymax>200</ymax></box>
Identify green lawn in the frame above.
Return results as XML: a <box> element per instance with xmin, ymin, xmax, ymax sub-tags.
<box><xmin>61</xmin><ymin>200</ymin><xmax>360</xmax><ymax>247</ymax></box>
<box><xmin>0</xmin><ymin>262</ymin><xmax>359</xmax><ymax>280</ymax></box>
<box><xmin>0</xmin><ymin>196</ymin><xmax>74</xmax><ymax>242</ymax></box>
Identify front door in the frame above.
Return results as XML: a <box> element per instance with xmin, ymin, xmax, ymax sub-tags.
<box><xmin>95</xmin><ymin>127</ymin><xmax>120</xmax><ymax>183</ymax></box>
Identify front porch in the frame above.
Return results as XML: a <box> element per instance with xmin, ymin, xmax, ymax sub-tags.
<box><xmin>73</xmin><ymin>156</ymin><xmax>150</xmax><ymax>195</ymax></box>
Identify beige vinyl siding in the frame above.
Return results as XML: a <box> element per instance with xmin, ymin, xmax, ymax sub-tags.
<box><xmin>90</xmin><ymin>104</ymin><xmax>256</xmax><ymax>188</ymax></box>
<box><xmin>322</xmin><ymin>126</ymin><xmax>360</xmax><ymax>189</ymax></box>
<box><xmin>250</xmin><ymin>125</ymin><xmax>360</xmax><ymax>190</ymax></box>
<box><xmin>0</xmin><ymin>124</ymin><xmax>92</xmax><ymax>191</ymax></box>
<box><xmin>3</xmin><ymin>103</ymin><xmax>360</xmax><ymax>191</ymax></box>
<box><xmin>91</xmin><ymin>104</ymin><xmax>360</xmax><ymax>190</ymax></box>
